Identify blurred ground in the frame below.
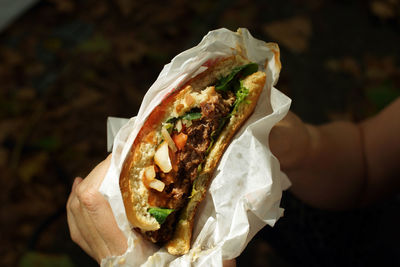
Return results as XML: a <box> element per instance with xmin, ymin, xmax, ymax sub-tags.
<box><xmin>0</xmin><ymin>0</ymin><xmax>399</xmax><ymax>266</ymax></box>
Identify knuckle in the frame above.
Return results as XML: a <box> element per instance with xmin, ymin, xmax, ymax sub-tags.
<box><xmin>77</xmin><ymin>187</ymin><xmax>100</xmax><ymax>212</ymax></box>
<box><xmin>68</xmin><ymin>196</ymin><xmax>81</xmax><ymax>212</ymax></box>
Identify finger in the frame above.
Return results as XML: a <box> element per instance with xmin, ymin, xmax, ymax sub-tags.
<box><xmin>66</xmin><ymin>188</ymin><xmax>95</xmax><ymax>258</ymax></box>
<box><xmin>78</xmin><ymin>201</ymin><xmax>111</xmax><ymax>262</ymax></box>
<box><xmin>66</xmin><ymin>197</ymin><xmax>95</xmax><ymax>258</ymax></box>
<box><xmin>77</xmin><ymin>185</ymin><xmax>127</xmax><ymax>256</ymax></box>
<box><xmin>69</xmin><ymin>155</ymin><xmax>127</xmax><ymax>263</ymax></box>
<box><xmin>72</xmin><ymin>184</ymin><xmax>111</xmax><ymax>262</ymax></box>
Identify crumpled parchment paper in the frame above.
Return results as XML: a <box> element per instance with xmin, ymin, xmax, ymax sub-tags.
<box><xmin>99</xmin><ymin>28</ymin><xmax>291</xmax><ymax>267</ymax></box>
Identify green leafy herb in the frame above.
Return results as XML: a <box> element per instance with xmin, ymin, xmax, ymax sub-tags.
<box><xmin>165</xmin><ymin>108</ymin><xmax>202</xmax><ymax>127</ymax></box>
<box><xmin>232</xmin><ymin>81</ymin><xmax>250</xmax><ymax>115</ymax></box>
<box><xmin>182</xmin><ymin>112</ymin><xmax>202</xmax><ymax>121</ymax></box>
<box><xmin>148</xmin><ymin>207</ymin><xmax>174</xmax><ymax>224</ymax></box>
<box><xmin>215</xmin><ymin>63</ymin><xmax>258</xmax><ymax>92</ymax></box>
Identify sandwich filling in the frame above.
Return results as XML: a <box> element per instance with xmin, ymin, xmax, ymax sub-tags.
<box><xmin>139</xmin><ymin>63</ymin><xmax>258</xmax><ymax>243</ymax></box>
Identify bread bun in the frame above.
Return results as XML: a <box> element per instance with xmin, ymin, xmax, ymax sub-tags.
<box><xmin>119</xmin><ymin>54</ymin><xmax>266</xmax><ymax>253</ymax></box>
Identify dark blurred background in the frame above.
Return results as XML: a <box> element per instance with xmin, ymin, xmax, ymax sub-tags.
<box><xmin>0</xmin><ymin>0</ymin><xmax>399</xmax><ymax>266</ymax></box>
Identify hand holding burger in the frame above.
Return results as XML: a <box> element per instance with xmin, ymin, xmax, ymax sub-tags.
<box><xmin>66</xmin><ymin>154</ymin><xmax>237</xmax><ymax>266</ymax></box>
<box><xmin>66</xmin><ymin>154</ymin><xmax>128</xmax><ymax>264</ymax></box>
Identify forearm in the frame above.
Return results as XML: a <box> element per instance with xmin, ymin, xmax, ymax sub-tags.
<box><xmin>272</xmin><ymin>99</ymin><xmax>400</xmax><ymax>210</ymax></box>
<box><xmin>286</xmin><ymin>121</ymin><xmax>366</xmax><ymax>210</ymax></box>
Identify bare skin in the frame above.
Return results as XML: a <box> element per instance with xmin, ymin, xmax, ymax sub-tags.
<box><xmin>269</xmin><ymin>97</ymin><xmax>400</xmax><ymax>210</ymax></box>
<box><xmin>67</xmin><ymin>97</ymin><xmax>400</xmax><ymax>264</ymax></box>
<box><xmin>66</xmin><ymin>154</ymin><xmax>128</xmax><ymax>264</ymax></box>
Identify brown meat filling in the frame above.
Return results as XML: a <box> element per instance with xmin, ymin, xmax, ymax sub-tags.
<box><xmin>143</xmin><ymin>90</ymin><xmax>235</xmax><ymax>244</ymax></box>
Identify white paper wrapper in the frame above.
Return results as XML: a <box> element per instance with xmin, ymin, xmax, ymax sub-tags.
<box><xmin>107</xmin><ymin>117</ymin><xmax>131</xmax><ymax>152</ymax></box>
<box><xmin>99</xmin><ymin>28</ymin><xmax>291</xmax><ymax>267</ymax></box>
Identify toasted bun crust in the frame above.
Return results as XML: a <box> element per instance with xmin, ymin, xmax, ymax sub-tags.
<box><xmin>119</xmin><ymin>55</ymin><xmax>266</xmax><ymax>251</ymax></box>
